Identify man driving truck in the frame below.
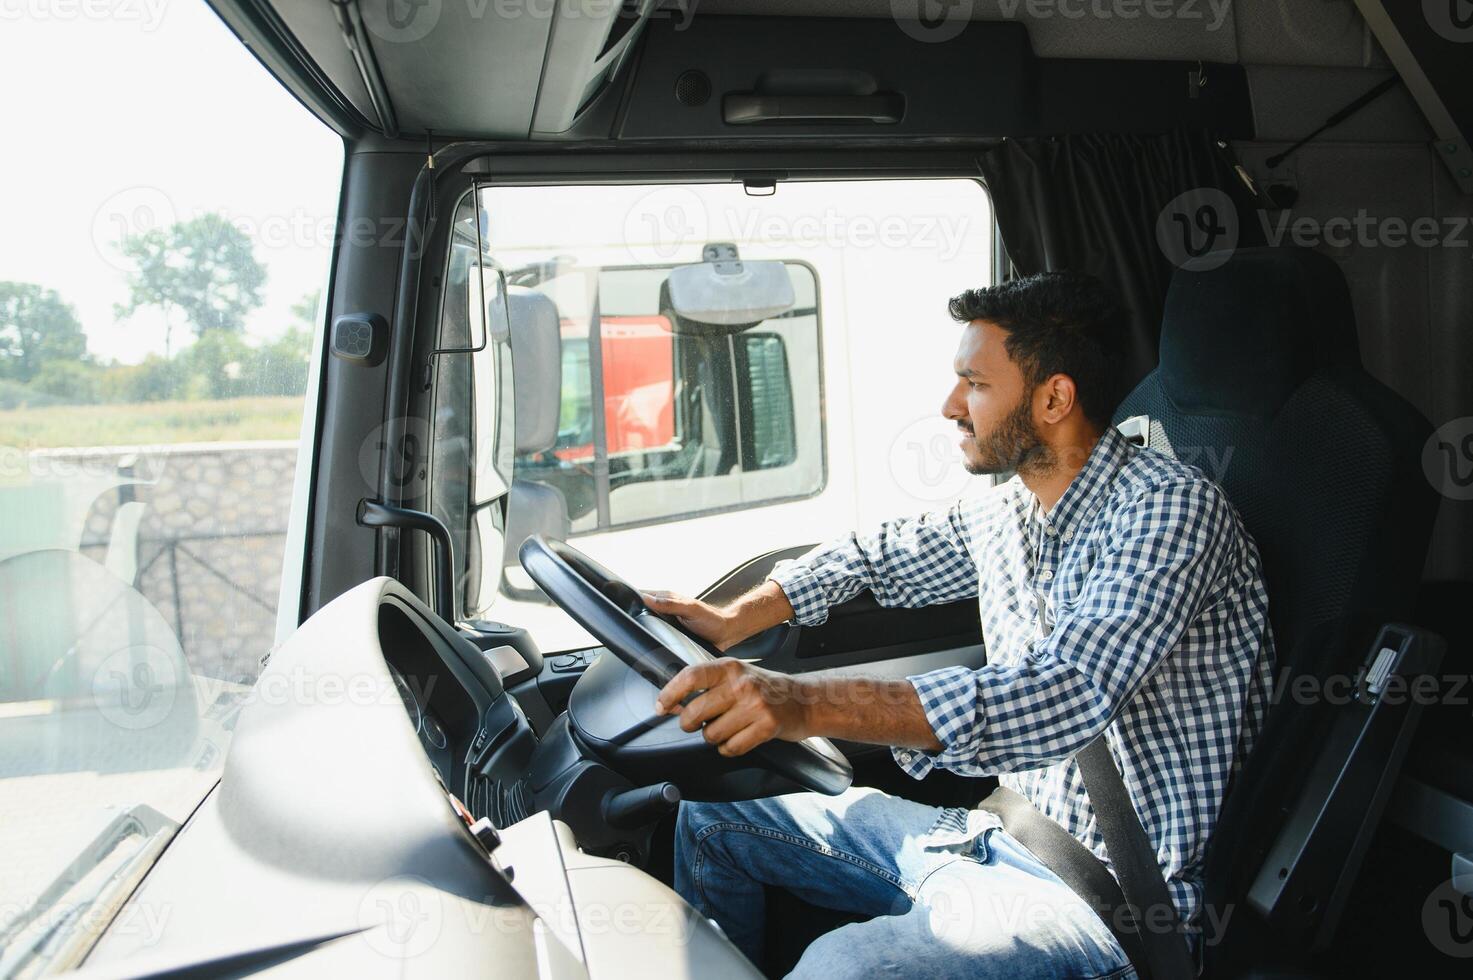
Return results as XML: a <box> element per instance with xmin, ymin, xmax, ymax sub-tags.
<box><xmin>642</xmin><ymin>271</ymin><xmax>1276</xmax><ymax>978</ymax></box>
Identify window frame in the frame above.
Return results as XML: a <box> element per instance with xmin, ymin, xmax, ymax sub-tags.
<box><xmin>425</xmin><ymin>189</ymin><xmax>517</xmax><ymax>622</ymax></box>
<box><xmin>406</xmin><ymin>168</ymin><xmax>989</xmax><ymax>627</ymax></box>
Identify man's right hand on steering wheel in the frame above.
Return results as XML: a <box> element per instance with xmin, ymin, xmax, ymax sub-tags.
<box><xmin>640</xmin><ymin>580</ymin><xmax>798</xmax><ymax>652</ymax></box>
<box><xmin>639</xmin><ymin>579</ymin><xmax>944</xmax><ymax>761</ymax></box>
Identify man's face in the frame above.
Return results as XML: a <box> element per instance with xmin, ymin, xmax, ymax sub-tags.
<box><xmin>942</xmin><ymin>320</ymin><xmax>1047</xmax><ymax>476</ymax></box>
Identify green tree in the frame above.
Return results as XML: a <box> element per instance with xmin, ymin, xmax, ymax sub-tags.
<box><xmin>181</xmin><ymin>328</ymin><xmax>254</xmax><ymax>400</ymax></box>
<box><xmin>290</xmin><ymin>288</ymin><xmax>321</xmax><ymax>328</ymax></box>
<box><xmin>0</xmin><ymin>281</ymin><xmax>88</xmax><ymax>383</ymax></box>
<box><xmin>31</xmin><ymin>360</ymin><xmax>101</xmax><ymax>403</ymax></box>
<box><xmin>96</xmin><ymin>356</ymin><xmax>181</xmax><ymax>404</ymax></box>
<box><xmin>114</xmin><ymin>213</ymin><xmax>267</xmax><ymax>358</ymax></box>
<box><xmin>245</xmin><ymin>288</ymin><xmax>318</xmax><ymax>397</ymax></box>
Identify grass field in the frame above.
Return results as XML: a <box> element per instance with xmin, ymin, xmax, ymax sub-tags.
<box><xmin>0</xmin><ymin>396</ymin><xmax>306</xmax><ymax>450</ymax></box>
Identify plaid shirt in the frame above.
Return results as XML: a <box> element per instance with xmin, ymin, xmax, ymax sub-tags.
<box><xmin>769</xmin><ymin>425</ymin><xmax>1275</xmax><ymax>923</ymax></box>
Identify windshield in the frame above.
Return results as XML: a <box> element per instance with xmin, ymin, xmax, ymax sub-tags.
<box><xmin>0</xmin><ymin>6</ymin><xmax>342</xmax><ymax>971</ymax></box>
<box><xmin>432</xmin><ymin>179</ymin><xmax>994</xmax><ymax>652</ymax></box>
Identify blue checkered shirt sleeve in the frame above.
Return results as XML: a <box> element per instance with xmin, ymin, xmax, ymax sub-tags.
<box><xmin>900</xmin><ymin>479</ymin><xmax>1238</xmax><ymax>777</ymax></box>
<box><xmin>767</xmin><ymin>500</ymin><xmax>981</xmax><ymax>626</ymax></box>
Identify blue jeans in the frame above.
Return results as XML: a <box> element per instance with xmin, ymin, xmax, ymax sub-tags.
<box><xmin>675</xmin><ymin>787</ymin><xmax>1135</xmax><ymax>979</ymax></box>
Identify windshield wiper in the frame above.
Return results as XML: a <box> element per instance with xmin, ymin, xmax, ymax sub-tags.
<box><xmin>0</xmin><ymin>804</ymin><xmax>177</xmax><ymax>977</ymax></box>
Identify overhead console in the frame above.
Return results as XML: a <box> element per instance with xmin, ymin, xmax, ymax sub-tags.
<box><xmin>531</xmin><ymin>0</ymin><xmax>657</xmax><ymax>135</ymax></box>
<box><xmin>606</xmin><ymin>15</ymin><xmax>1254</xmax><ymax>141</ymax></box>
<box><xmin>247</xmin><ymin>0</ymin><xmax>661</xmax><ymax>138</ymax></box>
<box><xmin>222</xmin><ymin>4</ymin><xmax>1252</xmax><ymax>142</ymax></box>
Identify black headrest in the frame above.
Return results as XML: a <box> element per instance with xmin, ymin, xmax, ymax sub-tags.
<box><xmin>1159</xmin><ymin>247</ymin><xmax>1361</xmax><ymax>418</ymax></box>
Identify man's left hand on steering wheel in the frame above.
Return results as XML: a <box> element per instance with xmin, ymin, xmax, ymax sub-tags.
<box><xmin>654</xmin><ymin>658</ymin><xmax>814</xmax><ymax>758</ymax></box>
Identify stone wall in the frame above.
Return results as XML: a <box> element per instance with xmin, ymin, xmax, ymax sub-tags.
<box><xmin>46</xmin><ymin>441</ymin><xmax>300</xmax><ymax>685</ymax></box>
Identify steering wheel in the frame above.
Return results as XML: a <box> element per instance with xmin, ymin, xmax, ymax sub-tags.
<box><xmin>518</xmin><ymin>535</ymin><xmax>852</xmax><ymax>796</ymax></box>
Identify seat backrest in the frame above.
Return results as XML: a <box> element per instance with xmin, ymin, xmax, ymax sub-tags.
<box><xmin>1110</xmin><ymin>247</ymin><xmax>1438</xmax><ymax>952</ymax></box>
<box><xmin>1115</xmin><ymin>246</ymin><xmax>1434</xmax><ymax>663</ymax></box>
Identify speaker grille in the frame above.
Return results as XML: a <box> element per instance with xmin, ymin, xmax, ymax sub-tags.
<box><xmin>674</xmin><ymin>70</ymin><xmax>711</xmax><ymax>107</ymax></box>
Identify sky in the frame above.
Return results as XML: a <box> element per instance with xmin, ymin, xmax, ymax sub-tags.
<box><xmin>0</xmin><ymin>0</ymin><xmax>345</xmax><ymax>364</ymax></box>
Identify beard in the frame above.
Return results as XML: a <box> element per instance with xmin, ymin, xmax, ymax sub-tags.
<box><xmin>961</xmin><ymin>394</ymin><xmax>1054</xmax><ymax>477</ymax></box>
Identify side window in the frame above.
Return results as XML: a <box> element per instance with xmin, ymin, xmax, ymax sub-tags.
<box><xmin>0</xmin><ymin>4</ymin><xmax>342</xmax><ymax>941</ymax></box>
<box><xmin>515</xmin><ymin>262</ymin><xmax>823</xmax><ymax>534</ymax></box>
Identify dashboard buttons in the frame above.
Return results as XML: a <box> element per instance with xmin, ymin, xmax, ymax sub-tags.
<box><xmin>549</xmin><ymin>649</ymin><xmax>604</xmax><ymax>673</ymax></box>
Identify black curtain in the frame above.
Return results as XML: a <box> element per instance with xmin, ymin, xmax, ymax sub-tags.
<box><xmin>977</xmin><ymin>130</ymin><xmax>1261</xmax><ymax>386</ymax></box>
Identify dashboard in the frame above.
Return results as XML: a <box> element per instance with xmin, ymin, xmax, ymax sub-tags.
<box><xmin>390</xmin><ymin>666</ymin><xmax>455</xmax><ymax>783</ymax></box>
<box><xmin>377</xmin><ymin>599</ymin><xmax>539</xmax><ymax>829</ymax></box>
<box><xmin>79</xmin><ymin>576</ymin><xmax>764</xmax><ymax>979</ymax></box>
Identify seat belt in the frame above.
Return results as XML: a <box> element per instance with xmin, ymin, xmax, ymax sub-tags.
<box><xmin>977</xmin><ymin>784</ymin><xmax>1149</xmax><ymax>970</ymax></box>
<box><xmin>978</xmin><ymin>739</ymin><xmax>1195</xmax><ymax>980</ymax></box>
<box><xmin>1075</xmin><ymin>737</ymin><xmax>1196</xmax><ymax>979</ymax></box>
<box><xmin>998</xmin><ymin>477</ymin><xmax>1195</xmax><ymax>977</ymax></box>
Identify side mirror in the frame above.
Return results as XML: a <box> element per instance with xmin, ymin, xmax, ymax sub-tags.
<box><xmin>501</xmin><ymin>479</ymin><xmax>572</xmax><ymax>604</ymax></box>
<box><xmin>666</xmin><ymin>242</ymin><xmax>795</xmax><ymax>330</ymax></box>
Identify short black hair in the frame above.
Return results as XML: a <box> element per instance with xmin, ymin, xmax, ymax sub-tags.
<box><xmin>948</xmin><ymin>271</ymin><xmax>1129</xmax><ymax>429</ymax></box>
